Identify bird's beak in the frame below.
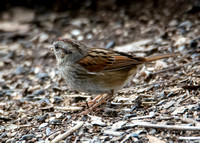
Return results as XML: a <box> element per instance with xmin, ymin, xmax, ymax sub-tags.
<box><xmin>49</xmin><ymin>46</ymin><xmax>54</xmax><ymax>51</ymax></box>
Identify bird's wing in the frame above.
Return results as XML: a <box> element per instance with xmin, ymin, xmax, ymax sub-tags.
<box><xmin>77</xmin><ymin>48</ymin><xmax>146</xmax><ymax>72</ymax></box>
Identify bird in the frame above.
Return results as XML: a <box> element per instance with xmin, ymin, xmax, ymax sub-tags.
<box><xmin>50</xmin><ymin>38</ymin><xmax>178</xmax><ymax>114</ymax></box>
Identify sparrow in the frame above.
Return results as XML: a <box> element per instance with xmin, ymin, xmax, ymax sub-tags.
<box><xmin>50</xmin><ymin>38</ymin><xmax>178</xmax><ymax>114</ymax></box>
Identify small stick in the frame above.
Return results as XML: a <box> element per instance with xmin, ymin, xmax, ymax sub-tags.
<box><xmin>45</xmin><ymin>130</ymin><xmax>62</xmax><ymax>141</ymax></box>
<box><xmin>132</xmin><ymin>122</ymin><xmax>200</xmax><ymax>131</ymax></box>
<box><xmin>179</xmin><ymin>137</ymin><xmax>200</xmax><ymax>140</ymax></box>
<box><xmin>151</xmin><ymin>65</ymin><xmax>183</xmax><ymax>75</ymax></box>
<box><xmin>130</xmin><ymin>114</ymin><xmax>155</xmax><ymax>120</ymax></box>
<box><xmin>64</xmin><ymin>94</ymin><xmax>91</xmax><ymax>98</ymax></box>
<box><xmin>51</xmin><ymin>122</ymin><xmax>84</xmax><ymax>143</ymax></box>
<box><xmin>54</xmin><ymin>106</ymin><xmax>83</xmax><ymax>111</ymax></box>
<box><xmin>180</xmin><ymin>117</ymin><xmax>200</xmax><ymax>126</ymax></box>
<box><xmin>164</xmin><ymin>87</ymin><xmax>184</xmax><ymax>93</ymax></box>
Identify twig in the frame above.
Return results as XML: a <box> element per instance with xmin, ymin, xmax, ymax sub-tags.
<box><xmin>54</xmin><ymin>106</ymin><xmax>83</xmax><ymax>111</ymax></box>
<box><xmin>179</xmin><ymin>137</ymin><xmax>200</xmax><ymax>140</ymax></box>
<box><xmin>151</xmin><ymin>65</ymin><xmax>183</xmax><ymax>75</ymax></box>
<box><xmin>129</xmin><ymin>122</ymin><xmax>200</xmax><ymax>131</ymax></box>
<box><xmin>18</xmin><ymin>124</ymin><xmax>32</xmax><ymax>128</ymax></box>
<box><xmin>64</xmin><ymin>94</ymin><xmax>91</xmax><ymax>98</ymax></box>
<box><xmin>51</xmin><ymin>122</ymin><xmax>84</xmax><ymax>143</ymax></box>
<box><xmin>180</xmin><ymin>117</ymin><xmax>200</xmax><ymax>126</ymax></box>
<box><xmin>45</xmin><ymin>130</ymin><xmax>62</xmax><ymax>142</ymax></box>
<box><xmin>164</xmin><ymin>87</ymin><xmax>183</xmax><ymax>93</ymax></box>
<box><xmin>130</xmin><ymin>114</ymin><xmax>155</xmax><ymax>120</ymax></box>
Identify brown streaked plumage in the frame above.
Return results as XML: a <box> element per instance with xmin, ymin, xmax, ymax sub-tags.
<box><xmin>50</xmin><ymin>38</ymin><xmax>179</xmax><ymax>114</ymax></box>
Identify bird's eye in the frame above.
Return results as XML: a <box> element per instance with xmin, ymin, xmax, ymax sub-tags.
<box><xmin>54</xmin><ymin>44</ymin><xmax>59</xmax><ymax>51</ymax></box>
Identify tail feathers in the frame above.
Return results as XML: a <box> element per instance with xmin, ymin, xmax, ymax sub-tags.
<box><xmin>145</xmin><ymin>52</ymin><xmax>179</xmax><ymax>62</ymax></box>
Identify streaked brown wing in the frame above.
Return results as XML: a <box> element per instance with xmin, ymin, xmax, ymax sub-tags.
<box><xmin>78</xmin><ymin>48</ymin><xmax>146</xmax><ymax>72</ymax></box>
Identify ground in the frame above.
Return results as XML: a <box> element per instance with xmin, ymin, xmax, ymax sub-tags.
<box><xmin>0</xmin><ymin>0</ymin><xmax>200</xmax><ymax>142</ymax></box>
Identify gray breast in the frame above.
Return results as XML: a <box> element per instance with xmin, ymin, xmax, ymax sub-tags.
<box><xmin>58</xmin><ymin>65</ymin><xmax>110</xmax><ymax>94</ymax></box>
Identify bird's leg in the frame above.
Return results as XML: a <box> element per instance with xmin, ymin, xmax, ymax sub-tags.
<box><xmin>79</xmin><ymin>90</ymin><xmax>114</xmax><ymax>115</ymax></box>
<box><xmin>77</xmin><ymin>94</ymin><xmax>105</xmax><ymax>107</ymax></box>
<box><xmin>87</xmin><ymin>94</ymin><xmax>105</xmax><ymax>107</ymax></box>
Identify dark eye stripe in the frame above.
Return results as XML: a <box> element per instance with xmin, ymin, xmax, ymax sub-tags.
<box><xmin>63</xmin><ymin>49</ymin><xmax>72</xmax><ymax>54</ymax></box>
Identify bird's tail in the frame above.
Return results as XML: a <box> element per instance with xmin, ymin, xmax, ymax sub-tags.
<box><xmin>145</xmin><ymin>52</ymin><xmax>179</xmax><ymax>62</ymax></box>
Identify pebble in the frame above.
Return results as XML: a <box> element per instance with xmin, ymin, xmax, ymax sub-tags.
<box><xmin>111</xmin><ymin>121</ymin><xmax>126</xmax><ymax>130</ymax></box>
<box><xmin>37</xmin><ymin>98</ymin><xmax>50</xmax><ymax>104</ymax></box>
<box><xmin>23</xmin><ymin>95</ymin><xmax>34</xmax><ymax>101</ymax></box>
<box><xmin>77</xmin><ymin>35</ymin><xmax>84</xmax><ymax>41</ymax></box>
<box><xmin>179</xmin><ymin>21</ymin><xmax>192</xmax><ymax>30</ymax></box>
<box><xmin>103</xmin><ymin>130</ymin><xmax>124</xmax><ymax>136</ymax></box>
<box><xmin>19</xmin><ymin>134</ymin><xmax>35</xmax><ymax>141</ymax></box>
<box><xmin>124</xmin><ymin>113</ymin><xmax>137</xmax><ymax>120</ymax></box>
<box><xmin>105</xmin><ymin>41</ymin><xmax>115</xmax><ymax>49</ymax></box>
<box><xmin>49</xmin><ymin>119</ymin><xmax>62</xmax><ymax>125</ymax></box>
<box><xmin>149</xmin><ymin>129</ymin><xmax>156</xmax><ymax>135</ymax></box>
<box><xmin>36</xmin><ymin>140</ymin><xmax>45</xmax><ymax>143</ymax></box>
<box><xmin>154</xmin><ymin>84</ymin><xmax>160</xmax><ymax>88</ymax></box>
<box><xmin>172</xmin><ymin>106</ymin><xmax>187</xmax><ymax>115</ymax></box>
<box><xmin>33</xmin><ymin>89</ymin><xmax>45</xmax><ymax>96</ymax></box>
<box><xmin>39</xmin><ymin>33</ymin><xmax>49</xmax><ymax>42</ymax></box>
<box><xmin>53</xmin><ymin>96</ymin><xmax>64</xmax><ymax>103</ymax></box>
<box><xmin>39</xmin><ymin>123</ymin><xmax>48</xmax><ymax>129</ymax></box>
<box><xmin>37</xmin><ymin>73</ymin><xmax>49</xmax><ymax>80</ymax></box>
<box><xmin>178</xmin><ymin>21</ymin><xmax>192</xmax><ymax>34</ymax></box>
<box><xmin>71</xmin><ymin>29</ymin><xmax>81</xmax><ymax>36</ymax></box>
<box><xmin>86</xmin><ymin>34</ymin><xmax>93</xmax><ymax>39</ymax></box>
<box><xmin>14</xmin><ymin>67</ymin><xmax>25</xmax><ymax>74</ymax></box>
<box><xmin>5</xmin><ymin>91</ymin><xmax>12</xmax><ymax>96</ymax></box>
<box><xmin>163</xmin><ymin>101</ymin><xmax>175</xmax><ymax>109</ymax></box>
<box><xmin>156</xmin><ymin>91</ymin><xmax>165</xmax><ymax>98</ymax></box>
<box><xmin>149</xmin><ymin>111</ymin><xmax>155</xmax><ymax>117</ymax></box>
<box><xmin>169</xmin><ymin>19</ymin><xmax>178</xmax><ymax>26</ymax></box>
<box><xmin>5</xmin><ymin>138</ymin><xmax>16</xmax><ymax>143</ymax></box>
<box><xmin>46</xmin><ymin>127</ymin><xmax>51</xmax><ymax>136</ymax></box>
<box><xmin>99</xmin><ymin>136</ymin><xmax>110</xmax><ymax>141</ymax></box>
<box><xmin>91</xmin><ymin>117</ymin><xmax>106</xmax><ymax>127</ymax></box>
<box><xmin>130</xmin><ymin>132</ymin><xmax>139</xmax><ymax>138</ymax></box>
<box><xmin>0</xmin><ymin>132</ymin><xmax>7</xmax><ymax>138</ymax></box>
<box><xmin>92</xmin><ymin>136</ymin><xmax>101</xmax><ymax>143</ymax></box>
<box><xmin>70</xmin><ymin>18</ymin><xmax>89</xmax><ymax>27</ymax></box>
<box><xmin>55</xmin><ymin>112</ymin><xmax>65</xmax><ymax>118</ymax></box>
<box><xmin>191</xmin><ymin>53</ymin><xmax>200</xmax><ymax>59</ymax></box>
<box><xmin>38</xmin><ymin>114</ymin><xmax>48</xmax><ymax>122</ymax></box>
<box><xmin>178</xmin><ymin>45</ymin><xmax>186</xmax><ymax>51</ymax></box>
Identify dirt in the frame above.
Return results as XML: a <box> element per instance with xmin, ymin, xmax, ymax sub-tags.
<box><xmin>0</xmin><ymin>0</ymin><xmax>200</xmax><ymax>142</ymax></box>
